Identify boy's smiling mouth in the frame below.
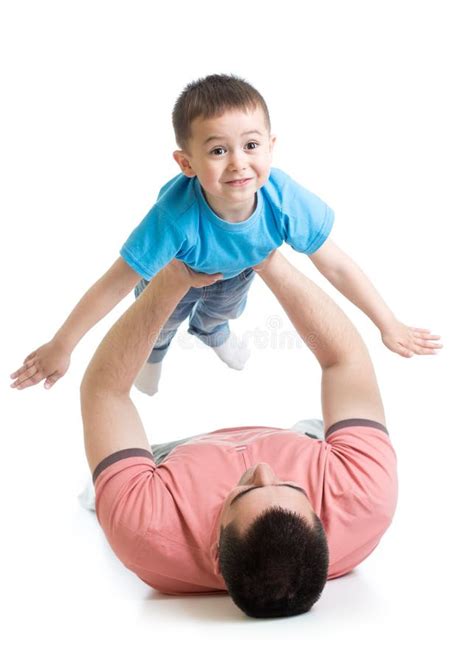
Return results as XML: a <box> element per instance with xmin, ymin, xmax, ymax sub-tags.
<box><xmin>225</xmin><ymin>178</ymin><xmax>253</xmax><ymax>186</ymax></box>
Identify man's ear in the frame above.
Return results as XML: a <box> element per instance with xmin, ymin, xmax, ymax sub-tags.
<box><xmin>173</xmin><ymin>150</ymin><xmax>196</xmax><ymax>178</ymax></box>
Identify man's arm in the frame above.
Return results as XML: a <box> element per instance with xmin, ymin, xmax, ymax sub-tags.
<box><xmin>256</xmin><ymin>251</ymin><xmax>386</xmax><ymax>432</ymax></box>
<box><xmin>80</xmin><ymin>262</ymin><xmax>222</xmax><ymax>474</ymax></box>
<box><xmin>309</xmin><ymin>239</ymin><xmax>442</xmax><ymax>358</ymax></box>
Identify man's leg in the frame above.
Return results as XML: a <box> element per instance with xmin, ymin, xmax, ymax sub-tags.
<box><xmin>187</xmin><ymin>268</ymin><xmax>255</xmax><ymax>369</ymax></box>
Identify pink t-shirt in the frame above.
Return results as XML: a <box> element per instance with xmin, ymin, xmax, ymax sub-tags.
<box><xmin>93</xmin><ymin>419</ymin><xmax>397</xmax><ymax>595</ymax></box>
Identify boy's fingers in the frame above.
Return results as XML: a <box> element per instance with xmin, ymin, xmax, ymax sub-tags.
<box><xmin>11</xmin><ymin>359</ymin><xmax>37</xmax><ymax>379</ymax></box>
<box><xmin>12</xmin><ymin>366</ymin><xmax>37</xmax><ymax>387</ymax></box>
<box><xmin>15</xmin><ymin>372</ymin><xmax>45</xmax><ymax>389</ymax></box>
<box><xmin>414</xmin><ymin>339</ymin><xmax>443</xmax><ymax>350</ymax></box>
<box><xmin>411</xmin><ymin>340</ymin><xmax>439</xmax><ymax>354</ymax></box>
<box><xmin>44</xmin><ymin>373</ymin><xmax>61</xmax><ymax>389</ymax></box>
<box><xmin>12</xmin><ymin>355</ymin><xmax>37</xmax><ymax>375</ymax></box>
<box><xmin>11</xmin><ymin>362</ymin><xmax>30</xmax><ymax>378</ymax></box>
<box><xmin>396</xmin><ymin>343</ymin><xmax>413</xmax><ymax>358</ymax></box>
<box><xmin>23</xmin><ymin>351</ymin><xmax>36</xmax><ymax>363</ymax></box>
<box><xmin>11</xmin><ymin>366</ymin><xmax>39</xmax><ymax>388</ymax></box>
<box><xmin>413</xmin><ymin>332</ymin><xmax>441</xmax><ymax>340</ymax></box>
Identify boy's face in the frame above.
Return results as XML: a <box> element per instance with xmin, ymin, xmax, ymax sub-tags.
<box><xmin>173</xmin><ymin>105</ymin><xmax>276</xmax><ymax>221</ymax></box>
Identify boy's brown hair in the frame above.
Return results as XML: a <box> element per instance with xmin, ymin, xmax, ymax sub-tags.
<box><xmin>172</xmin><ymin>73</ymin><xmax>271</xmax><ymax>153</ymax></box>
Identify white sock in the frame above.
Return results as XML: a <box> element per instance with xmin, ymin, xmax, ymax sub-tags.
<box><xmin>78</xmin><ymin>477</ymin><xmax>96</xmax><ymax>511</ymax></box>
<box><xmin>134</xmin><ymin>361</ymin><xmax>162</xmax><ymax>396</ymax></box>
<box><xmin>212</xmin><ymin>332</ymin><xmax>250</xmax><ymax>370</ymax></box>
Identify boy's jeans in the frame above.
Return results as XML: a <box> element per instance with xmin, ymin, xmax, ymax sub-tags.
<box><xmin>134</xmin><ymin>267</ymin><xmax>256</xmax><ymax>364</ymax></box>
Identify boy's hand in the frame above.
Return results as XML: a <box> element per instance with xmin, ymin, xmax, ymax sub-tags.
<box><xmin>10</xmin><ymin>340</ymin><xmax>71</xmax><ymax>390</ymax></box>
<box><xmin>381</xmin><ymin>320</ymin><xmax>443</xmax><ymax>358</ymax></box>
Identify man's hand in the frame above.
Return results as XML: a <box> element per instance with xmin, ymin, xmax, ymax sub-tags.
<box><xmin>381</xmin><ymin>320</ymin><xmax>443</xmax><ymax>358</ymax></box>
<box><xmin>166</xmin><ymin>260</ymin><xmax>223</xmax><ymax>288</ymax></box>
<box><xmin>10</xmin><ymin>339</ymin><xmax>71</xmax><ymax>390</ymax></box>
<box><xmin>252</xmin><ymin>251</ymin><xmax>277</xmax><ymax>274</ymax></box>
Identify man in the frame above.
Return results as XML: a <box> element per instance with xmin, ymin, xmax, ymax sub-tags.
<box><xmin>81</xmin><ymin>251</ymin><xmax>405</xmax><ymax>618</ymax></box>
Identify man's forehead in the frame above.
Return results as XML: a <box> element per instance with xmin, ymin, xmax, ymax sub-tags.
<box><xmin>226</xmin><ymin>487</ymin><xmax>315</xmax><ymax>536</ymax></box>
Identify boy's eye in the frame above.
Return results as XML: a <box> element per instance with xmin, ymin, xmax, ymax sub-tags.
<box><xmin>209</xmin><ymin>142</ymin><xmax>260</xmax><ymax>156</ymax></box>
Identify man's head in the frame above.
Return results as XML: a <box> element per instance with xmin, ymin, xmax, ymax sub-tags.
<box><xmin>172</xmin><ymin>74</ymin><xmax>276</xmax><ymax>220</ymax></box>
<box><xmin>217</xmin><ymin>463</ymin><xmax>329</xmax><ymax>618</ymax></box>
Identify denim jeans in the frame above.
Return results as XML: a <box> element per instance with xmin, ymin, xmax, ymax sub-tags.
<box><xmin>134</xmin><ymin>268</ymin><xmax>256</xmax><ymax>364</ymax></box>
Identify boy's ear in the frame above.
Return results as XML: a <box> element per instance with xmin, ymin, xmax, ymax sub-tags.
<box><xmin>173</xmin><ymin>150</ymin><xmax>196</xmax><ymax>177</ymax></box>
<box><xmin>269</xmin><ymin>134</ymin><xmax>277</xmax><ymax>152</ymax></box>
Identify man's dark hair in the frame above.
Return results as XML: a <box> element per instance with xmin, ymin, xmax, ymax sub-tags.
<box><xmin>218</xmin><ymin>506</ymin><xmax>329</xmax><ymax>618</ymax></box>
<box><xmin>172</xmin><ymin>73</ymin><xmax>271</xmax><ymax>153</ymax></box>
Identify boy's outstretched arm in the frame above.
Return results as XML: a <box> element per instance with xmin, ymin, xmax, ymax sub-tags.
<box><xmin>309</xmin><ymin>239</ymin><xmax>443</xmax><ymax>358</ymax></box>
<box><xmin>10</xmin><ymin>257</ymin><xmax>141</xmax><ymax>391</ymax></box>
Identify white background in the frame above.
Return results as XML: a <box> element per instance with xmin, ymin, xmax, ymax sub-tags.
<box><xmin>1</xmin><ymin>0</ymin><xmax>473</xmax><ymax>660</ymax></box>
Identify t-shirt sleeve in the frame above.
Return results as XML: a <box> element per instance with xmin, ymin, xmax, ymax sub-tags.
<box><xmin>93</xmin><ymin>449</ymin><xmax>160</xmax><ymax>568</ymax></box>
<box><xmin>282</xmin><ymin>175</ymin><xmax>335</xmax><ymax>254</ymax></box>
<box><xmin>323</xmin><ymin>419</ymin><xmax>398</xmax><ymax>578</ymax></box>
<box><xmin>120</xmin><ymin>204</ymin><xmax>187</xmax><ymax>281</ymax></box>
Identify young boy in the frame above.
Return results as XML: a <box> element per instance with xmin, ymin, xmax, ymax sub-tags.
<box><xmin>10</xmin><ymin>74</ymin><xmax>442</xmax><ymax>395</ymax></box>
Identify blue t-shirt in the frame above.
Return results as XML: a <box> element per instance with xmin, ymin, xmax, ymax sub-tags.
<box><xmin>120</xmin><ymin>167</ymin><xmax>334</xmax><ymax>281</ymax></box>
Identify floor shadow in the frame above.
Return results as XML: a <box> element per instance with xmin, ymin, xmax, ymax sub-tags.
<box><xmin>141</xmin><ymin>590</ymin><xmax>248</xmax><ymax>622</ymax></box>
<box><xmin>139</xmin><ymin>568</ymin><xmax>385</xmax><ymax>624</ymax></box>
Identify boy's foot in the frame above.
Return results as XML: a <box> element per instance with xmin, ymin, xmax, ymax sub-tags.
<box><xmin>212</xmin><ymin>332</ymin><xmax>250</xmax><ymax>370</ymax></box>
<box><xmin>134</xmin><ymin>361</ymin><xmax>162</xmax><ymax>395</ymax></box>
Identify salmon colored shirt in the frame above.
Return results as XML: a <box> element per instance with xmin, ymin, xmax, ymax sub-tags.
<box><xmin>93</xmin><ymin>419</ymin><xmax>398</xmax><ymax>595</ymax></box>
